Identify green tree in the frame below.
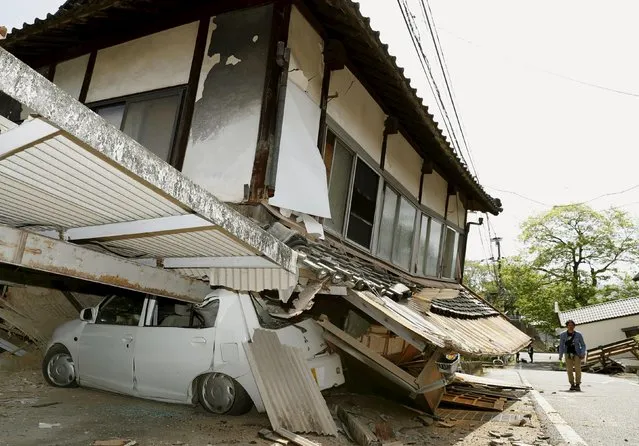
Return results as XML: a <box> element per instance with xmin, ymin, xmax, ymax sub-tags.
<box><xmin>521</xmin><ymin>204</ymin><xmax>639</xmax><ymax>306</ymax></box>
<box><xmin>463</xmin><ymin>260</ymin><xmax>497</xmax><ymax>297</ymax></box>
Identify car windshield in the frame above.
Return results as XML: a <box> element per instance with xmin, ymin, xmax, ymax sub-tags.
<box><xmin>250</xmin><ymin>293</ymin><xmax>307</xmax><ymax>330</ymax></box>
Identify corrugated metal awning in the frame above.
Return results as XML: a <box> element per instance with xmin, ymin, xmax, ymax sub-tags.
<box><xmin>0</xmin><ymin>48</ymin><xmax>297</xmax><ymax>292</ymax></box>
<box><xmin>345</xmin><ymin>289</ymin><xmax>531</xmax><ymax>356</ymax></box>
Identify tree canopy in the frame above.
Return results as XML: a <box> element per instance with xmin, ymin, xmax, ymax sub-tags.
<box><xmin>464</xmin><ymin>204</ymin><xmax>639</xmax><ymax>332</ymax></box>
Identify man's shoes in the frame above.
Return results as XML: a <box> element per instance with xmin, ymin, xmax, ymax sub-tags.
<box><xmin>569</xmin><ymin>385</ymin><xmax>576</xmax><ymax>391</ymax></box>
<box><xmin>574</xmin><ymin>384</ymin><xmax>581</xmax><ymax>392</ymax></box>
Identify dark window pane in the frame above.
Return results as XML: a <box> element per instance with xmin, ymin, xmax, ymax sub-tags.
<box><xmin>347</xmin><ymin>159</ymin><xmax>379</xmax><ymax>248</ymax></box>
<box><xmin>425</xmin><ymin>220</ymin><xmax>443</xmax><ymax>277</ymax></box>
<box><xmin>97</xmin><ymin>294</ymin><xmax>144</xmax><ymax>326</ymax></box>
<box><xmin>96</xmin><ymin>103</ymin><xmax>125</xmax><ymax>129</ymax></box>
<box><xmin>442</xmin><ymin>227</ymin><xmax>459</xmax><ymax>279</ymax></box>
<box><xmin>392</xmin><ymin>197</ymin><xmax>416</xmax><ymax>270</ymax></box>
<box><xmin>377</xmin><ymin>186</ymin><xmax>397</xmax><ymax>260</ymax></box>
<box><xmin>326</xmin><ymin>141</ymin><xmax>353</xmax><ymax>233</ymax></box>
<box><xmin>123</xmin><ymin>94</ymin><xmax>181</xmax><ymax>162</ymax></box>
<box><xmin>416</xmin><ymin>215</ymin><xmax>429</xmax><ymax>274</ymax></box>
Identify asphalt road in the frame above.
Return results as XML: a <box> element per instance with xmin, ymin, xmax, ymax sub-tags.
<box><xmin>488</xmin><ymin>364</ymin><xmax>639</xmax><ymax>446</ymax></box>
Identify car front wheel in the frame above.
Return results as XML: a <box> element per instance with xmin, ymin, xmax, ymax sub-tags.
<box><xmin>42</xmin><ymin>344</ymin><xmax>78</xmax><ymax>388</ymax></box>
<box><xmin>198</xmin><ymin>373</ymin><xmax>252</xmax><ymax>415</ymax></box>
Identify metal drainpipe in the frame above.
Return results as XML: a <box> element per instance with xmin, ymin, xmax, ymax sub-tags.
<box><xmin>265</xmin><ymin>42</ymin><xmax>291</xmax><ymax>189</ymax></box>
<box><xmin>460</xmin><ymin>218</ymin><xmax>484</xmax><ymax>283</ymax></box>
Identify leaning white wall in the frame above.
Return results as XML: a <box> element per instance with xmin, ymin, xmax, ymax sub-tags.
<box><xmin>327</xmin><ymin>67</ymin><xmax>385</xmax><ymax>164</ymax></box>
<box><xmin>287</xmin><ymin>6</ymin><xmax>324</xmax><ymax>106</ymax></box>
<box><xmin>385</xmin><ymin>133</ymin><xmax>422</xmax><ymax>199</ymax></box>
<box><xmin>86</xmin><ymin>22</ymin><xmax>199</xmax><ymax>103</ymax></box>
<box><xmin>421</xmin><ymin>171</ymin><xmax>448</xmax><ymax>217</ymax></box>
<box><xmin>53</xmin><ymin>54</ymin><xmax>90</xmax><ymax>100</ymax></box>
<box><xmin>268</xmin><ymin>6</ymin><xmax>330</xmax><ymax>218</ymax></box>
<box><xmin>578</xmin><ymin>315</ymin><xmax>639</xmax><ymax>358</ymax></box>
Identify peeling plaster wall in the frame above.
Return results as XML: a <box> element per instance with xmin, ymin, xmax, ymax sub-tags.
<box><xmin>421</xmin><ymin>171</ymin><xmax>448</xmax><ymax>217</ymax></box>
<box><xmin>287</xmin><ymin>6</ymin><xmax>324</xmax><ymax>106</ymax></box>
<box><xmin>327</xmin><ymin>68</ymin><xmax>385</xmax><ymax>164</ymax></box>
<box><xmin>447</xmin><ymin>192</ymin><xmax>466</xmax><ymax>228</ymax></box>
<box><xmin>87</xmin><ymin>22</ymin><xmax>199</xmax><ymax>103</ymax></box>
<box><xmin>182</xmin><ymin>6</ymin><xmax>273</xmax><ymax>202</ymax></box>
<box><xmin>385</xmin><ymin>133</ymin><xmax>422</xmax><ymax>199</ymax></box>
<box><xmin>53</xmin><ymin>54</ymin><xmax>90</xmax><ymax>100</ymax></box>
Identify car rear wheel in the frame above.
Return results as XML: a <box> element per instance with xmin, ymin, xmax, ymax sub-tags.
<box><xmin>198</xmin><ymin>373</ymin><xmax>252</xmax><ymax>415</ymax></box>
<box><xmin>42</xmin><ymin>344</ymin><xmax>78</xmax><ymax>388</ymax></box>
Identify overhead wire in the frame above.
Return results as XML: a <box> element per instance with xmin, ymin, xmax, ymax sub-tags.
<box><xmin>439</xmin><ymin>27</ymin><xmax>639</xmax><ymax>99</ymax></box>
<box><xmin>396</xmin><ymin>0</ymin><xmax>466</xmax><ymax>162</ymax></box>
<box><xmin>419</xmin><ymin>0</ymin><xmax>480</xmax><ymax>180</ymax></box>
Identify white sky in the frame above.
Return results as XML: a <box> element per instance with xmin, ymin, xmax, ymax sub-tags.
<box><xmin>4</xmin><ymin>0</ymin><xmax>639</xmax><ymax>263</ymax></box>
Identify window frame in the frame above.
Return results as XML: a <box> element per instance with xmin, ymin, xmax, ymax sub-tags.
<box><xmin>323</xmin><ymin>117</ymin><xmax>466</xmax><ymax>281</ymax></box>
<box><xmin>95</xmin><ymin>294</ymin><xmax>146</xmax><ymax>327</ymax></box>
<box><xmin>323</xmin><ymin>130</ymin><xmax>382</xmax><ymax>252</ymax></box>
<box><xmin>87</xmin><ymin>85</ymin><xmax>187</xmax><ymax>167</ymax></box>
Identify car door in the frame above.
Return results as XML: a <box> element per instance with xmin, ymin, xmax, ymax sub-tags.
<box><xmin>133</xmin><ymin>297</ymin><xmax>218</xmax><ymax>402</ymax></box>
<box><xmin>77</xmin><ymin>294</ymin><xmax>145</xmax><ymax>395</ymax></box>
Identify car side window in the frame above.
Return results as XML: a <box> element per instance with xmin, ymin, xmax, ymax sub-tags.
<box><xmin>96</xmin><ymin>295</ymin><xmax>145</xmax><ymax>326</ymax></box>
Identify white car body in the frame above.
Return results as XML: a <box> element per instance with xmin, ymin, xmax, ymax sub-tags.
<box><xmin>46</xmin><ymin>288</ymin><xmax>344</xmax><ymax>412</ymax></box>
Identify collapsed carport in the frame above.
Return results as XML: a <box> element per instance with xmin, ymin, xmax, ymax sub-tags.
<box><xmin>0</xmin><ymin>47</ymin><xmax>298</xmax><ymax>302</ymax></box>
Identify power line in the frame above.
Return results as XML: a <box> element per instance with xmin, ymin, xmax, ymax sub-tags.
<box><xmin>439</xmin><ymin>27</ymin><xmax>639</xmax><ymax>99</ymax></box>
<box><xmin>396</xmin><ymin>0</ymin><xmax>466</xmax><ymax>162</ymax></box>
<box><xmin>485</xmin><ymin>184</ymin><xmax>639</xmax><ymax>208</ymax></box>
<box><xmin>419</xmin><ymin>0</ymin><xmax>480</xmax><ymax>180</ymax></box>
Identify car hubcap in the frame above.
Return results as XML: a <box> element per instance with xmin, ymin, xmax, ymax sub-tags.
<box><xmin>47</xmin><ymin>353</ymin><xmax>75</xmax><ymax>386</ymax></box>
<box><xmin>203</xmin><ymin>373</ymin><xmax>235</xmax><ymax>414</ymax></box>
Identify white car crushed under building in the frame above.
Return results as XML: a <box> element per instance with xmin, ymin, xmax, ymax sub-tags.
<box><xmin>42</xmin><ymin>288</ymin><xmax>345</xmax><ymax>415</ymax></box>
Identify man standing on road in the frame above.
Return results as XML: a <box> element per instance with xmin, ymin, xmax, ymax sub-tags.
<box><xmin>558</xmin><ymin>320</ymin><xmax>587</xmax><ymax>391</ymax></box>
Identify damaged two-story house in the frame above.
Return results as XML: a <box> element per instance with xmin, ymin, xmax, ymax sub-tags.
<box><xmin>0</xmin><ymin>0</ymin><xmax>530</xmax><ymax>414</ymax></box>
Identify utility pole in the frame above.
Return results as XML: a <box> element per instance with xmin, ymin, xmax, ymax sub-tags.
<box><xmin>491</xmin><ymin>236</ymin><xmax>506</xmax><ymax>313</ymax></box>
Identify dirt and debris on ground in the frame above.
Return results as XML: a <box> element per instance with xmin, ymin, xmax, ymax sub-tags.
<box><xmin>1</xmin><ymin>359</ymin><xmax>552</xmax><ymax>446</ymax></box>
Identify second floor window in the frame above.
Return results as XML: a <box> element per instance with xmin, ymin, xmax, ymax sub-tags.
<box><xmin>377</xmin><ymin>185</ymin><xmax>417</xmax><ymax>270</ymax></box>
<box><xmin>91</xmin><ymin>87</ymin><xmax>185</xmax><ymax>164</ymax></box>
<box><xmin>324</xmin><ymin>130</ymin><xmax>379</xmax><ymax>249</ymax></box>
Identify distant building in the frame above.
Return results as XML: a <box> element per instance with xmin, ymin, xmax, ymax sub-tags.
<box><xmin>557</xmin><ymin>298</ymin><xmax>639</xmax><ymax>356</ymax></box>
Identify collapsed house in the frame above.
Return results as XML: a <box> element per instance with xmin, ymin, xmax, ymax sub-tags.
<box><xmin>0</xmin><ymin>0</ymin><xmax>530</xmax><ymax>430</ymax></box>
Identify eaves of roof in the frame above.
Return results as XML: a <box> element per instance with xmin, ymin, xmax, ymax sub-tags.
<box><xmin>1</xmin><ymin>0</ymin><xmax>502</xmax><ymax>214</ymax></box>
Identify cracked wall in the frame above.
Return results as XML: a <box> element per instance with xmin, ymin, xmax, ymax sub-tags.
<box><xmin>181</xmin><ymin>5</ymin><xmax>273</xmax><ymax>203</ymax></box>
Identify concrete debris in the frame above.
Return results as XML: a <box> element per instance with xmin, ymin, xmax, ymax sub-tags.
<box><xmin>38</xmin><ymin>422</ymin><xmax>61</xmax><ymax>428</ymax></box>
<box><xmin>436</xmin><ymin>421</ymin><xmax>455</xmax><ymax>428</ymax></box>
<box><xmin>336</xmin><ymin>406</ymin><xmax>378</xmax><ymax>446</ymax></box>
<box><xmin>489</xmin><ymin>430</ymin><xmax>502</xmax><ymax>438</ymax></box>
<box><xmin>510</xmin><ymin>418</ymin><xmax>527</xmax><ymax>427</ymax></box>
<box><xmin>490</xmin><ymin>440</ymin><xmax>507</xmax><ymax>446</ymax></box>
<box><xmin>374</xmin><ymin>421</ymin><xmax>394</xmax><ymax>441</ymax></box>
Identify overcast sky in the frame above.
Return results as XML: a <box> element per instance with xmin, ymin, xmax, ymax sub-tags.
<box><xmin>4</xmin><ymin>0</ymin><xmax>639</xmax><ymax>264</ymax></box>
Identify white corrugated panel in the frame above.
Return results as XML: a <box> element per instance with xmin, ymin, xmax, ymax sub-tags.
<box><xmin>0</xmin><ymin>134</ymin><xmax>187</xmax><ymax>229</ymax></box>
<box><xmin>244</xmin><ymin>329</ymin><xmax>338</xmax><ymax>436</ymax></box>
<box><xmin>107</xmin><ymin>229</ymin><xmax>255</xmax><ymax>258</ymax></box>
<box><xmin>209</xmin><ymin>267</ymin><xmax>298</xmax><ymax>292</ymax></box>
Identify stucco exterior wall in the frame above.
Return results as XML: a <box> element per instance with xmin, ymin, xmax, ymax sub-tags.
<box><xmin>181</xmin><ymin>6</ymin><xmax>273</xmax><ymax>202</ymax></box>
<box><xmin>447</xmin><ymin>192</ymin><xmax>466</xmax><ymax>228</ymax></box>
<box><xmin>385</xmin><ymin>133</ymin><xmax>422</xmax><ymax>199</ymax></box>
<box><xmin>578</xmin><ymin>315</ymin><xmax>639</xmax><ymax>358</ymax></box>
<box><xmin>87</xmin><ymin>22</ymin><xmax>199</xmax><ymax>103</ymax></box>
<box><xmin>287</xmin><ymin>6</ymin><xmax>324</xmax><ymax>106</ymax></box>
<box><xmin>53</xmin><ymin>54</ymin><xmax>90</xmax><ymax>100</ymax></box>
<box><xmin>327</xmin><ymin>67</ymin><xmax>385</xmax><ymax>164</ymax></box>
<box><xmin>421</xmin><ymin>171</ymin><xmax>448</xmax><ymax>217</ymax></box>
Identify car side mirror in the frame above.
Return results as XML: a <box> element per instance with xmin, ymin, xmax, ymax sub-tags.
<box><xmin>80</xmin><ymin>308</ymin><xmax>94</xmax><ymax>322</ymax></box>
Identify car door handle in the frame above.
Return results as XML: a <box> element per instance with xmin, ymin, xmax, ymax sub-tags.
<box><xmin>122</xmin><ymin>335</ymin><xmax>134</xmax><ymax>344</ymax></box>
<box><xmin>191</xmin><ymin>337</ymin><xmax>207</xmax><ymax>344</ymax></box>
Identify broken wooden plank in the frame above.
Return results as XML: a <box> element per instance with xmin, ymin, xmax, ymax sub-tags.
<box><xmin>318</xmin><ymin>316</ymin><xmax>418</xmax><ymax>388</ymax></box>
<box><xmin>336</xmin><ymin>406</ymin><xmax>378</xmax><ymax>446</ymax></box>
<box><xmin>274</xmin><ymin>428</ymin><xmax>321</xmax><ymax>446</ymax></box>
<box><xmin>258</xmin><ymin>428</ymin><xmax>289</xmax><ymax>444</ymax></box>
